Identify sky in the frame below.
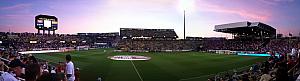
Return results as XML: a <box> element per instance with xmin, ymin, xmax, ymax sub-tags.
<box><xmin>0</xmin><ymin>0</ymin><xmax>300</xmax><ymax>38</ymax></box>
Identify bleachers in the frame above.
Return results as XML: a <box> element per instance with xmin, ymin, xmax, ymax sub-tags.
<box><xmin>120</xmin><ymin>28</ymin><xmax>178</xmax><ymax>39</ymax></box>
<box><xmin>0</xmin><ymin>32</ymin><xmax>119</xmax><ymax>51</ymax></box>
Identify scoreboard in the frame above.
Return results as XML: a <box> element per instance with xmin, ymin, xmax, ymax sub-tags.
<box><xmin>35</xmin><ymin>15</ymin><xmax>58</xmax><ymax>30</ymax></box>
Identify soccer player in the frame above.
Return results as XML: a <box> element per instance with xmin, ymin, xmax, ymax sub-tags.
<box><xmin>65</xmin><ymin>54</ymin><xmax>75</xmax><ymax>81</ymax></box>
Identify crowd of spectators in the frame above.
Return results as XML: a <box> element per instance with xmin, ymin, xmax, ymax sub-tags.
<box><xmin>202</xmin><ymin>39</ymin><xmax>264</xmax><ymax>51</ymax></box>
<box><xmin>206</xmin><ymin>38</ymin><xmax>300</xmax><ymax>81</ymax></box>
<box><xmin>117</xmin><ymin>39</ymin><xmax>201</xmax><ymax>51</ymax></box>
<box><xmin>117</xmin><ymin>28</ymin><xmax>271</xmax><ymax>51</ymax></box>
<box><xmin>117</xmin><ymin>39</ymin><xmax>265</xmax><ymax>52</ymax></box>
<box><xmin>0</xmin><ymin>49</ymin><xmax>79</xmax><ymax>81</ymax></box>
<box><xmin>208</xmin><ymin>51</ymin><xmax>300</xmax><ymax>81</ymax></box>
<box><xmin>120</xmin><ymin>28</ymin><xmax>178</xmax><ymax>39</ymax></box>
<box><xmin>261</xmin><ymin>38</ymin><xmax>300</xmax><ymax>54</ymax></box>
<box><xmin>0</xmin><ymin>32</ymin><xmax>119</xmax><ymax>51</ymax></box>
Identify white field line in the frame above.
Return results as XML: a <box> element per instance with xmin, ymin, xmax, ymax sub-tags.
<box><xmin>131</xmin><ymin>60</ymin><xmax>144</xmax><ymax>81</ymax></box>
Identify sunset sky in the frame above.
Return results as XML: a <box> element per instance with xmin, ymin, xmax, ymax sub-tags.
<box><xmin>0</xmin><ymin>0</ymin><xmax>300</xmax><ymax>38</ymax></box>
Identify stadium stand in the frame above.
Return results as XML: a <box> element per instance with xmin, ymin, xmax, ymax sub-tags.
<box><xmin>117</xmin><ymin>28</ymin><xmax>204</xmax><ymax>52</ymax></box>
<box><xmin>0</xmin><ymin>26</ymin><xmax>300</xmax><ymax>81</ymax></box>
<box><xmin>214</xmin><ymin>21</ymin><xmax>276</xmax><ymax>39</ymax></box>
<box><xmin>117</xmin><ymin>39</ymin><xmax>201</xmax><ymax>51</ymax></box>
<box><xmin>261</xmin><ymin>38</ymin><xmax>300</xmax><ymax>54</ymax></box>
<box><xmin>120</xmin><ymin>28</ymin><xmax>178</xmax><ymax>40</ymax></box>
<box><xmin>117</xmin><ymin>27</ymin><xmax>274</xmax><ymax>52</ymax></box>
<box><xmin>0</xmin><ymin>32</ymin><xmax>119</xmax><ymax>51</ymax></box>
<box><xmin>206</xmin><ymin>37</ymin><xmax>300</xmax><ymax>81</ymax></box>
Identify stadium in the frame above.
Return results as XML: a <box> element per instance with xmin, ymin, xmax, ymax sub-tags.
<box><xmin>1</xmin><ymin>1</ymin><xmax>300</xmax><ymax>81</ymax></box>
<box><xmin>1</xmin><ymin>18</ymin><xmax>300</xmax><ymax>81</ymax></box>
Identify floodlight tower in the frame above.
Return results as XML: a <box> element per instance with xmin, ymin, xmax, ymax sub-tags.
<box><xmin>180</xmin><ymin>0</ymin><xmax>194</xmax><ymax>39</ymax></box>
<box><xmin>184</xmin><ymin>10</ymin><xmax>186</xmax><ymax>39</ymax></box>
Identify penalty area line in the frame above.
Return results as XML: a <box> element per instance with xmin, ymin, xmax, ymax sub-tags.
<box><xmin>130</xmin><ymin>60</ymin><xmax>144</xmax><ymax>81</ymax></box>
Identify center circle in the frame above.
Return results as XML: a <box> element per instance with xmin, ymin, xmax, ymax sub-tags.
<box><xmin>109</xmin><ymin>55</ymin><xmax>151</xmax><ymax>61</ymax></box>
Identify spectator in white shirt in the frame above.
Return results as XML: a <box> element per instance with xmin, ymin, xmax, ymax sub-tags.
<box><xmin>65</xmin><ymin>54</ymin><xmax>75</xmax><ymax>81</ymax></box>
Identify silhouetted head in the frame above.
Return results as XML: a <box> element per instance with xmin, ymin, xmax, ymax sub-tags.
<box><xmin>65</xmin><ymin>54</ymin><xmax>71</xmax><ymax>61</ymax></box>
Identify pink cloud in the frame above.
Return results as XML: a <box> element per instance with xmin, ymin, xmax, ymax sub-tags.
<box><xmin>196</xmin><ymin>1</ymin><xmax>271</xmax><ymax>22</ymax></box>
<box><xmin>0</xmin><ymin>3</ymin><xmax>31</xmax><ymax>10</ymax></box>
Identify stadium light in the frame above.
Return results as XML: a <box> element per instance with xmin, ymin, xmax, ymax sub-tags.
<box><xmin>179</xmin><ymin>0</ymin><xmax>195</xmax><ymax>11</ymax></box>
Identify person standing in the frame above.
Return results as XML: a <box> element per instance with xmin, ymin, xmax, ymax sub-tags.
<box><xmin>65</xmin><ymin>54</ymin><xmax>75</xmax><ymax>81</ymax></box>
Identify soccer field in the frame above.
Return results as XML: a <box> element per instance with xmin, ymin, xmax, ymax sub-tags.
<box><xmin>33</xmin><ymin>48</ymin><xmax>266</xmax><ymax>81</ymax></box>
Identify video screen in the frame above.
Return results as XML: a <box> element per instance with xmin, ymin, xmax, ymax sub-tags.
<box><xmin>44</xmin><ymin>20</ymin><xmax>52</xmax><ymax>28</ymax></box>
<box><xmin>35</xmin><ymin>15</ymin><xmax>58</xmax><ymax>30</ymax></box>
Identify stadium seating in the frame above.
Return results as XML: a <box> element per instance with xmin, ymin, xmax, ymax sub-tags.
<box><xmin>120</xmin><ymin>28</ymin><xmax>178</xmax><ymax>39</ymax></box>
<box><xmin>1</xmin><ymin>31</ymin><xmax>300</xmax><ymax>81</ymax></box>
<box><xmin>0</xmin><ymin>32</ymin><xmax>119</xmax><ymax>51</ymax></box>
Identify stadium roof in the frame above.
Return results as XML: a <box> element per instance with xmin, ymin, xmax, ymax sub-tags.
<box><xmin>214</xmin><ymin>21</ymin><xmax>276</xmax><ymax>38</ymax></box>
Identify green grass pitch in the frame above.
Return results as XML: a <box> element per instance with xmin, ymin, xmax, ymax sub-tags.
<box><xmin>33</xmin><ymin>48</ymin><xmax>266</xmax><ymax>81</ymax></box>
